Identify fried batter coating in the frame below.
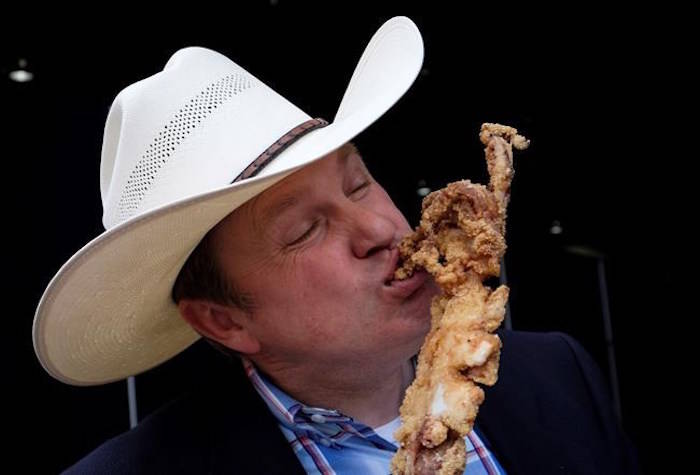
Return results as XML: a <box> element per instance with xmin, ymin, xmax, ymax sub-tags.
<box><xmin>391</xmin><ymin>124</ymin><xmax>528</xmax><ymax>475</ymax></box>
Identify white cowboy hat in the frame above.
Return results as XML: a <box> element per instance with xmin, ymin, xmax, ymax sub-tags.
<box><xmin>32</xmin><ymin>16</ymin><xmax>424</xmax><ymax>386</ymax></box>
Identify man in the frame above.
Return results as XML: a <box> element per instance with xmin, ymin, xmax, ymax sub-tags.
<box><xmin>33</xmin><ymin>16</ymin><xmax>639</xmax><ymax>474</ymax></box>
<box><xmin>177</xmin><ymin>140</ymin><xmax>434</xmax><ymax>430</ymax></box>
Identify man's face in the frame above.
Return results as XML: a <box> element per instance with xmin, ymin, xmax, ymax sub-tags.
<box><xmin>210</xmin><ymin>144</ymin><xmax>437</xmax><ymax>368</ymax></box>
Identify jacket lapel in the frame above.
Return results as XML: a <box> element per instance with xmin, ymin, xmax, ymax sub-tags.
<box><xmin>203</xmin><ymin>357</ymin><xmax>306</xmax><ymax>475</ymax></box>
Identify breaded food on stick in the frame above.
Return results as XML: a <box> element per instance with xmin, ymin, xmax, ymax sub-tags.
<box><xmin>391</xmin><ymin>123</ymin><xmax>529</xmax><ymax>475</ymax></box>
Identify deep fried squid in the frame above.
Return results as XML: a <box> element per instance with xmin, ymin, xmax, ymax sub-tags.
<box><xmin>391</xmin><ymin>123</ymin><xmax>529</xmax><ymax>475</ymax></box>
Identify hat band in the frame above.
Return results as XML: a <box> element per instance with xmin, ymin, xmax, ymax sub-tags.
<box><xmin>232</xmin><ymin>118</ymin><xmax>329</xmax><ymax>183</ymax></box>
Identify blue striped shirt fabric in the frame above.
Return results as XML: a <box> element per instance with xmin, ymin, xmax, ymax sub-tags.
<box><xmin>241</xmin><ymin>357</ymin><xmax>507</xmax><ymax>474</ymax></box>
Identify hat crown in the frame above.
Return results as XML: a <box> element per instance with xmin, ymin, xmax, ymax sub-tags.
<box><xmin>99</xmin><ymin>47</ymin><xmax>311</xmax><ymax>230</ymax></box>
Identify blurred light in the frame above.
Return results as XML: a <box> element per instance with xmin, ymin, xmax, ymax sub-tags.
<box><xmin>9</xmin><ymin>58</ymin><xmax>33</xmax><ymax>83</ymax></box>
<box><xmin>564</xmin><ymin>245</ymin><xmax>606</xmax><ymax>259</ymax></box>
<box><xmin>550</xmin><ymin>220</ymin><xmax>563</xmax><ymax>235</ymax></box>
<box><xmin>9</xmin><ymin>70</ymin><xmax>33</xmax><ymax>82</ymax></box>
<box><xmin>417</xmin><ymin>179</ymin><xmax>431</xmax><ymax>197</ymax></box>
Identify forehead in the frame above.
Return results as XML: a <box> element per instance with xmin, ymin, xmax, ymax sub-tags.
<box><xmin>217</xmin><ymin>142</ymin><xmax>364</xmax><ymax>236</ymax></box>
<box><xmin>253</xmin><ymin>142</ymin><xmax>362</xmax><ymax>214</ymax></box>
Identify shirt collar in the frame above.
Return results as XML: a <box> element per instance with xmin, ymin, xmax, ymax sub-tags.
<box><xmin>240</xmin><ymin>357</ymin><xmax>395</xmax><ymax>450</ymax></box>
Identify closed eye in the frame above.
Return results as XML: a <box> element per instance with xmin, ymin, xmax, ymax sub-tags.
<box><xmin>352</xmin><ymin>182</ymin><xmax>369</xmax><ymax>192</ymax></box>
<box><xmin>349</xmin><ymin>181</ymin><xmax>370</xmax><ymax>197</ymax></box>
<box><xmin>288</xmin><ymin>220</ymin><xmax>319</xmax><ymax>246</ymax></box>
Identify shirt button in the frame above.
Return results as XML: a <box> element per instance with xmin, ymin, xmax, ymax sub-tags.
<box><xmin>310</xmin><ymin>414</ymin><xmax>327</xmax><ymax>423</ymax></box>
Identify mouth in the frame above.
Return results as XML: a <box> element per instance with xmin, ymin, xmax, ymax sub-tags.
<box><xmin>383</xmin><ymin>249</ymin><xmax>428</xmax><ymax>299</ymax></box>
<box><xmin>383</xmin><ymin>248</ymin><xmax>402</xmax><ymax>285</ymax></box>
<box><xmin>384</xmin><ymin>270</ymin><xmax>429</xmax><ymax>299</ymax></box>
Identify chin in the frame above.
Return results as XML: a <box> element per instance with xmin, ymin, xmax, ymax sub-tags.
<box><xmin>404</xmin><ymin>312</ymin><xmax>432</xmax><ymax>355</ymax></box>
<box><xmin>408</xmin><ymin>280</ymin><xmax>439</xmax><ymax>319</ymax></box>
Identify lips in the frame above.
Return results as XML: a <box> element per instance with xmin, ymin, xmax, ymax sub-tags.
<box><xmin>382</xmin><ymin>248</ymin><xmax>402</xmax><ymax>285</ymax></box>
<box><xmin>382</xmin><ymin>248</ymin><xmax>428</xmax><ymax>299</ymax></box>
<box><xmin>384</xmin><ymin>270</ymin><xmax>429</xmax><ymax>299</ymax></box>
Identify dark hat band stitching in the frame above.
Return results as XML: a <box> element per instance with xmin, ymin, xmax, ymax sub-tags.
<box><xmin>232</xmin><ymin>118</ymin><xmax>329</xmax><ymax>183</ymax></box>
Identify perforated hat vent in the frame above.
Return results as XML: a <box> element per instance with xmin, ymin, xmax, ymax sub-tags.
<box><xmin>117</xmin><ymin>73</ymin><xmax>253</xmax><ymax>223</ymax></box>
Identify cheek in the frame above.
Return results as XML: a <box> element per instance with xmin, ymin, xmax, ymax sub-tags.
<box><xmin>294</xmin><ymin>255</ymin><xmax>362</xmax><ymax>299</ymax></box>
<box><xmin>289</xmin><ymin>257</ymin><xmax>364</xmax><ymax>314</ymax></box>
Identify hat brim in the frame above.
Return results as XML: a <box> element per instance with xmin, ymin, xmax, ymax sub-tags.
<box><xmin>33</xmin><ymin>16</ymin><xmax>424</xmax><ymax>385</ymax></box>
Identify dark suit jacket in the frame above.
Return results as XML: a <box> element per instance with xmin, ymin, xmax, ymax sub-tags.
<box><xmin>63</xmin><ymin>330</ymin><xmax>640</xmax><ymax>474</ymax></box>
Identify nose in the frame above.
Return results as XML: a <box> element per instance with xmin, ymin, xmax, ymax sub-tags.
<box><xmin>348</xmin><ymin>204</ymin><xmax>399</xmax><ymax>258</ymax></box>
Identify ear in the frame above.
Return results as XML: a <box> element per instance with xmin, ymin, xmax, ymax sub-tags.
<box><xmin>177</xmin><ymin>299</ymin><xmax>261</xmax><ymax>354</ymax></box>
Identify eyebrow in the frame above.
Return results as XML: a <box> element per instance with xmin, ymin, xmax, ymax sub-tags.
<box><xmin>261</xmin><ymin>194</ymin><xmax>301</xmax><ymax>226</ymax></box>
<box><xmin>339</xmin><ymin>141</ymin><xmax>362</xmax><ymax>165</ymax></box>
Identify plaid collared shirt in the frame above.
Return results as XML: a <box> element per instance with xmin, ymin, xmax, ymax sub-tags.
<box><xmin>241</xmin><ymin>358</ymin><xmax>507</xmax><ymax>474</ymax></box>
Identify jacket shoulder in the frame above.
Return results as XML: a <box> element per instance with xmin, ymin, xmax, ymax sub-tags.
<box><xmin>62</xmin><ymin>390</ymin><xmax>210</xmax><ymax>474</ymax></box>
<box><xmin>480</xmin><ymin>329</ymin><xmax>641</xmax><ymax>474</ymax></box>
<box><xmin>62</xmin><ymin>356</ymin><xmax>305</xmax><ymax>475</ymax></box>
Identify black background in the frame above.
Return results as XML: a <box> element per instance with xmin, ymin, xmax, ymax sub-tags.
<box><xmin>2</xmin><ymin>2</ymin><xmax>690</xmax><ymax>473</ymax></box>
